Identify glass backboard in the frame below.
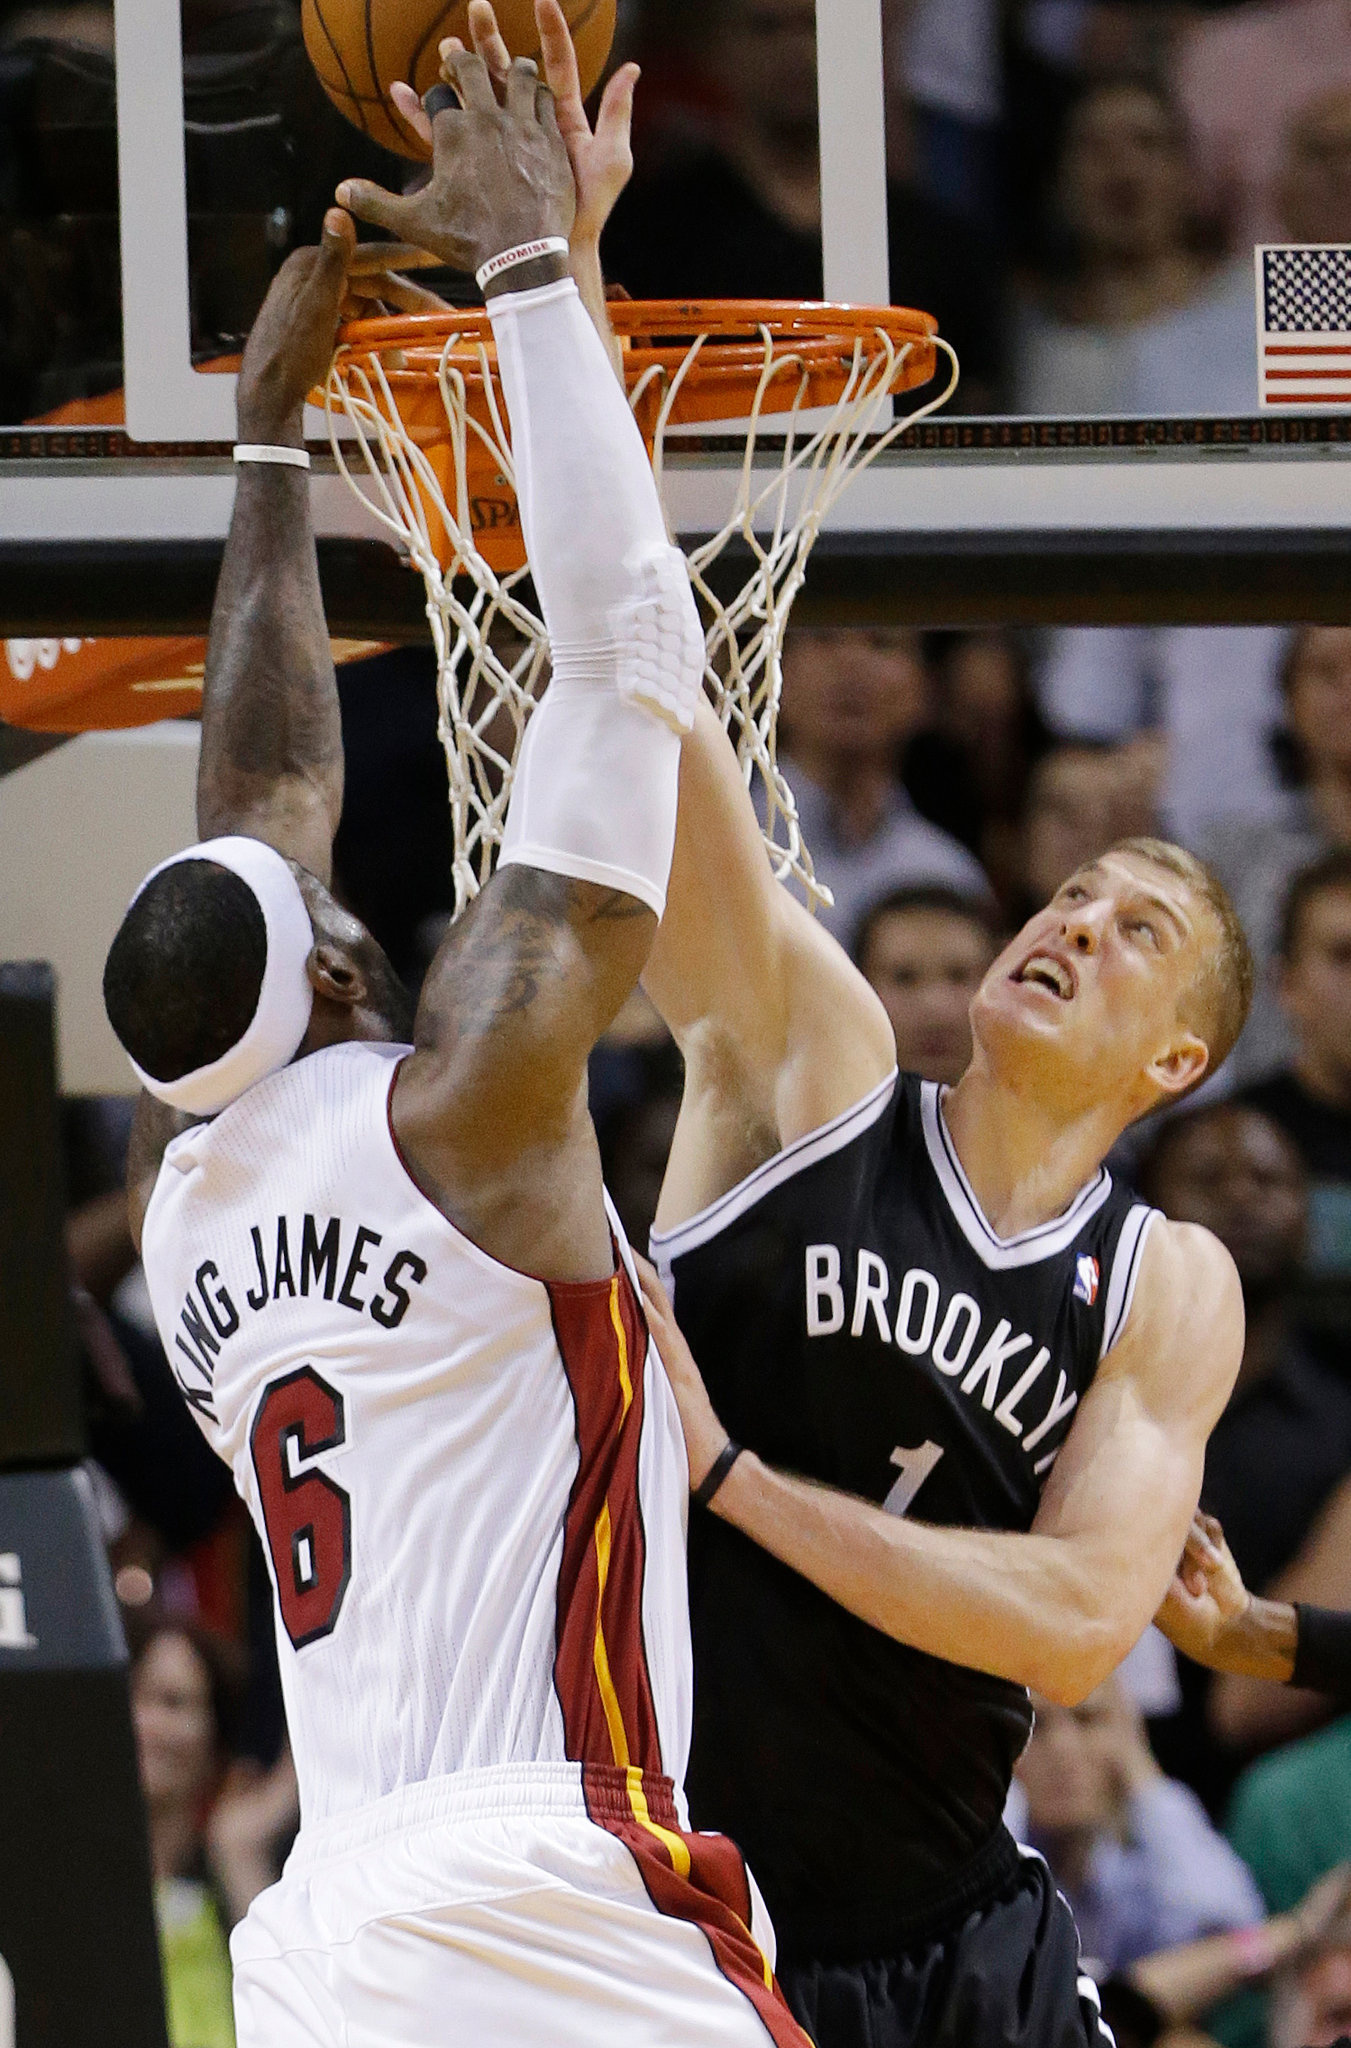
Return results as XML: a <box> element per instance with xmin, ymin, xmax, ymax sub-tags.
<box><xmin>3</xmin><ymin>0</ymin><xmax>1351</xmax><ymax>623</ymax></box>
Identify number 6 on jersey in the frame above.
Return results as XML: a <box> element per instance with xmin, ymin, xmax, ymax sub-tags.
<box><xmin>251</xmin><ymin>1366</ymin><xmax>352</xmax><ymax>1648</ymax></box>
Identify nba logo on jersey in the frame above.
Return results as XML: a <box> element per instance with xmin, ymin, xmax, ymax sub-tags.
<box><xmin>1073</xmin><ymin>1255</ymin><xmax>1100</xmax><ymax>1307</ymax></box>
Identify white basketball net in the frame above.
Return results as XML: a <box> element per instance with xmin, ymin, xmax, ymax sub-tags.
<box><xmin>325</xmin><ymin>316</ymin><xmax>958</xmax><ymax>918</ymax></box>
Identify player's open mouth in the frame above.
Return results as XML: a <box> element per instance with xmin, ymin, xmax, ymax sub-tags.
<box><xmin>1011</xmin><ymin>953</ymin><xmax>1076</xmax><ymax>1000</ymax></box>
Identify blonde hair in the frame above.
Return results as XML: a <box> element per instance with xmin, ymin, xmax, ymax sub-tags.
<box><xmin>1110</xmin><ymin>837</ymin><xmax>1254</xmax><ymax>1083</ymax></box>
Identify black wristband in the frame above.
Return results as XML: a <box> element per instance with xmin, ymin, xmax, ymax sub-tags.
<box><xmin>693</xmin><ymin>1440</ymin><xmax>743</xmax><ymax>1510</ymax></box>
<box><xmin>1292</xmin><ymin>1603</ymin><xmax>1351</xmax><ymax>1698</ymax></box>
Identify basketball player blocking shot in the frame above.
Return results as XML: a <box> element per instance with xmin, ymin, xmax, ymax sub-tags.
<box><xmin>634</xmin><ymin>709</ymin><xmax>1254</xmax><ymax>2048</ymax></box>
<box><xmin>102</xmin><ymin>52</ymin><xmax>806</xmax><ymax>2048</ymax></box>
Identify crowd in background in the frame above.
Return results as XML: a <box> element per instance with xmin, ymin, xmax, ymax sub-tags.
<box><xmin>6</xmin><ymin>0</ymin><xmax>1351</xmax><ymax>416</ymax></box>
<box><xmin>10</xmin><ymin>0</ymin><xmax>1351</xmax><ymax>2043</ymax></box>
<box><xmin>48</xmin><ymin>613</ymin><xmax>1351</xmax><ymax>2046</ymax></box>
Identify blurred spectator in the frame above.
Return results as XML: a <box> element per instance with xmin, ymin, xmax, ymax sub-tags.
<box><xmin>602</xmin><ymin>0</ymin><xmax>1006</xmax><ymax>408</ymax></box>
<box><xmin>888</xmin><ymin>0</ymin><xmax>1002</xmax><ymax>231</ymax></box>
<box><xmin>1277</xmin><ymin>84</ymin><xmax>1351</xmax><ymax>246</ymax></box>
<box><xmin>1141</xmin><ymin>1105</ymin><xmax>1351</xmax><ymax>1598</ymax></box>
<box><xmin>853</xmin><ymin>884</ymin><xmax>1000</xmax><ymax>1084</ymax></box>
<box><xmin>1140</xmin><ymin>1103</ymin><xmax>1351</xmax><ymax>1814</ymax></box>
<box><xmin>776</xmin><ymin>624</ymin><xmax>991</xmax><ymax>944</ymax></box>
<box><xmin>1006</xmin><ymin>1675</ymin><xmax>1264</xmax><ymax>1976</ymax></box>
<box><xmin>1207</xmin><ymin>1730</ymin><xmax>1351</xmax><ymax>2048</ymax></box>
<box><xmin>333</xmin><ymin>646</ymin><xmax>455</xmax><ymax>991</ymax></box>
<box><xmin>1095</xmin><ymin>1864</ymin><xmax>1351</xmax><ymax>2048</ymax></box>
<box><xmin>65</xmin><ymin>1099</ymin><xmax>237</xmax><ymax>1556</ymax></box>
<box><xmin>1018</xmin><ymin>735</ymin><xmax>1159</xmax><ymax>918</ymax></box>
<box><xmin>592</xmin><ymin>996</ymin><xmax>684</xmax><ymax>1251</ymax></box>
<box><xmin>1032</xmin><ymin>65</ymin><xmax>1351</xmax><ymax>863</ymax></box>
<box><xmin>131</xmin><ymin>1614</ymin><xmax>238</xmax><ymax>2048</ymax></box>
<box><xmin>1270</xmin><ymin>1921</ymin><xmax>1351</xmax><ymax>2048</ymax></box>
<box><xmin>1035</xmin><ymin>629</ymin><xmax>1288</xmax><ymax>856</ymax></box>
<box><xmin>1176</xmin><ymin>0</ymin><xmax>1351</xmax><ymax>251</ymax></box>
<box><xmin>599</xmin><ymin>1080</ymin><xmax>683</xmax><ymax>1252</ymax></box>
<box><xmin>911</xmin><ymin>629</ymin><xmax>1050</xmax><ymax>911</ymax></box>
<box><xmin>1202</xmin><ymin>631</ymin><xmax>1351</xmax><ymax>1086</ymax></box>
<box><xmin>0</xmin><ymin>0</ymin><xmax>419</xmax><ymax>419</ymax></box>
<box><xmin>1226</xmin><ymin>1719</ymin><xmax>1351</xmax><ymax>1957</ymax></box>
<box><xmin>1012</xmin><ymin>75</ymin><xmax>1256</xmax><ymax>418</ymax></box>
<box><xmin>128</xmin><ymin>1606</ymin><xmax>296</xmax><ymax>2048</ymax></box>
<box><xmin>1238</xmin><ymin>851</ymin><xmax>1351</xmax><ymax>1281</ymax></box>
<box><xmin>1030</xmin><ymin>56</ymin><xmax>1351</xmax><ymax>856</ymax></box>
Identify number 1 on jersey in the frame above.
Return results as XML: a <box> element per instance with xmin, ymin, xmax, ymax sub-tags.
<box><xmin>884</xmin><ymin>1440</ymin><xmax>944</xmax><ymax>1518</ymax></box>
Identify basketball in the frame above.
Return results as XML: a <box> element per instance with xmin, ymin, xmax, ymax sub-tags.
<box><xmin>303</xmin><ymin>0</ymin><xmax>617</xmax><ymax>157</ymax></box>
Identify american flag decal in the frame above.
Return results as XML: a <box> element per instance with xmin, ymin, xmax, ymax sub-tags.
<box><xmin>1257</xmin><ymin>245</ymin><xmax>1351</xmax><ymax>407</ymax></box>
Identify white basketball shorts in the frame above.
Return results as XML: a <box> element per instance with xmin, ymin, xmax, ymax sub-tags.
<box><xmin>230</xmin><ymin>1762</ymin><xmax>809</xmax><ymax>2047</ymax></box>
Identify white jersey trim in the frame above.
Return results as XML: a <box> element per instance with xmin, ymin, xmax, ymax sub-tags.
<box><xmin>1099</xmin><ymin>1203</ymin><xmax>1160</xmax><ymax>1360</ymax></box>
<box><xmin>1015</xmin><ymin>1845</ymin><xmax>1117</xmax><ymax>2048</ymax></box>
<box><xmin>648</xmin><ymin>1070</ymin><xmax>898</xmax><ymax>1273</ymax></box>
<box><xmin>920</xmin><ymin>1081</ymin><xmax>1113</xmax><ymax>1270</ymax></box>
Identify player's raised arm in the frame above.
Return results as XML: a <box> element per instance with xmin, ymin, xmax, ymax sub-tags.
<box><xmin>120</xmin><ymin>218</ymin><xmax>359</xmax><ymax>1232</ymax></box>
<box><xmin>640</xmin><ymin>1216</ymin><xmax>1244</xmax><ymax>1704</ymax></box>
<box><xmin>195</xmin><ymin>213</ymin><xmax>356</xmax><ymax>883</ymax></box>
<box><xmin>646</xmin><ymin>699</ymin><xmax>899</xmax><ymax>1223</ymax></box>
<box><xmin>341</xmin><ymin>52</ymin><xmax>703</xmax><ymax>1277</ymax></box>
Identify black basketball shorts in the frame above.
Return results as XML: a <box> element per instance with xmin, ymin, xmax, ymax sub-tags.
<box><xmin>777</xmin><ymin>1846</ymin><xmax>1110</xmax><ymax>2048</ymax></box>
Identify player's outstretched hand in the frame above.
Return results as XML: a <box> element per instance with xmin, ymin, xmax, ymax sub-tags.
<box><xmin>1155</xmin><ymin>1510</ymin><xmax>1251</xmax><ymax>1661</ymax></box>
<box><xmin>390</xmin><ymin>0</ymin><xmax>638</xmax><ymax>252</ymax></box>
<box><xmin>342</xmin><ymin>242</ymin><xmax>451</xmax><ymax>321</ymax></box>
<box><xmin>633</xmin><ymin>1254</ymin><xmax>732</xmax><ymax>1496</ymax></box>
<box><xmin>236</xmin><ymin>208</ymin><xmax>356</xmax><ymax>443</ymax></box>
<box><xmin>337</xmin><ymin>46</ymin><xmax>575</xmax><ymax>278</ymax></box>
<box><xmin>535</xmin><ymin>0</ymin><xmax>637</xmax><ymax>249</ymax></box>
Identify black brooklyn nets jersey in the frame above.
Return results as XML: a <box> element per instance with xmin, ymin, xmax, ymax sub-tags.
<box><xmin>652</xmin><ymin>1070</ymin><xmax>1158</xmax><ymax>1960</ymax></box>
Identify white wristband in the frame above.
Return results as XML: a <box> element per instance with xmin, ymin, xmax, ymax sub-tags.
<box><xmin>233</xmin><ymin>444</ymin><xmax>312</xmax><ymax>469</ymax></box>
<box><xmin>476</xmin><ymin>238</ymin><xmax>570</xmax><ymax>292</ymax></box>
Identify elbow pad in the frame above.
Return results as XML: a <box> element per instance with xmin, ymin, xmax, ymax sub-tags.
<box><xmin>609</xmin><ymin>542</ymin><xmax>706</xmax><ymax>737</ymax></box>
<box><xmin>488</xmin><ymin>278</ymin><xmax>705</xmax><ymax>914</ymax></box>
<box><xmin>500</xmin><ymin>546</ymin><xmax>702</xmax><ymax>917</ymax></box>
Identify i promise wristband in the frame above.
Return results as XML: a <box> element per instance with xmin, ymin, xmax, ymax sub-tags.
<box><xmin>476</xmin><ymin>238</ymin><xmax>571</xmax><ymax>292</ymax></box>
<box><xmin>233</xmin><ymin>445</ymin><xmax>311</xmax><ymax>469</ymax></box>
<box><xmin>693</xmin><ymin>1440</ymin><xmax>743</xmax><ymax>1510</ymax></box>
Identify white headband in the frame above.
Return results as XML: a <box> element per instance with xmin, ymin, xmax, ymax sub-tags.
<box><xmin>124</xmin><ymin>835</ymin><xmax>315</xmax><ymax>1115</ymax></box>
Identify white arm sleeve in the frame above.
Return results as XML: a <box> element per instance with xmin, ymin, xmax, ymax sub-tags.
<box><xmin>487</xmin><ymin>277</ymin><xmax>704</xmax><ymax>917</ymax></box>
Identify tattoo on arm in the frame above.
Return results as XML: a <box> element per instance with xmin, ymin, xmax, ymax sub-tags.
<box><xmin>197</xmin><ymin>468</ymin><xmax>343</xmax><ymax>878</ymax></box>
<box><xmin>424</xmin><ymin>870</ymin><xmax>650</xmax><ymax>1042</ymax></box>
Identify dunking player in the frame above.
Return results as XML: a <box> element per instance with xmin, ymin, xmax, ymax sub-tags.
<box><xmin>102</xmin><ymin>49</ymin><xmax>805</xmax><ymax>2048</ymax></box>
<box><xmin>636</xmin><ymin>707</ymin><xmax>1253</xmax><ymax>2046</ymax></box>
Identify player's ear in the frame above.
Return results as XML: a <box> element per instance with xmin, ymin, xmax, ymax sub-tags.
<box><xmin>307</xmin><ymin>942</ymin><xmax>369</xmax><ymax>1009</ymax></box>
<box><xmin>1146</xmin><ymin>1032</ymin><xmax>1208</xmax><ymax>1100</ymax></box>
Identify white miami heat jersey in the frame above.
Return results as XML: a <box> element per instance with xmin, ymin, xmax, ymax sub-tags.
<box><xmin>139</xmin><ymin>1040</ymin><xmax>694</xmax><ymax>1829</ymax></box>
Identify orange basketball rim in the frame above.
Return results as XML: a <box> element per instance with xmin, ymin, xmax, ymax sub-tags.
<box><xmin>323</xmin><ymin>298</ymin><xmax>941</xmax><ymax>577</ymax></box>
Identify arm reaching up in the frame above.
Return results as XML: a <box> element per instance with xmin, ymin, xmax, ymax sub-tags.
<box><xmin>645</xmin><ymin>699</ymin><xmax>898</xmax><ymax>1227</ymax></box>
<box><xmin>343</xmin><ymin>51</ymin><xmax>704</xmax><ymax>1280</ymax></box>
<box><xmin>389</xmin><ymin>0</ymin><xmax>638</xmax><ymax>373</ymax></box>
<box><xmin>196</xmin><ymin>210</ymin><xmax>356</xmax><ymax>881</ymax></box>
<box><xmin>125</xmin><ymin>212</ymin><xmax>358</xmax><ymax>1234</ymax></box>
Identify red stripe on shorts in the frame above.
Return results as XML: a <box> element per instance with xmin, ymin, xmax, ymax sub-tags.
<box><xmin>550</xmin><ymin>1263</ymin><xmax>809</xmax><ymax>2046</ymax></box>
<box><xmin>548</xmin><ymin>1259</ymin><xmax>663</xmax><ymax>1773</ymax></box>
<box><xmin>583</xmin><ymin>1764</ymin><xmax>811</xmax><ymax>2048</ymax></box>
